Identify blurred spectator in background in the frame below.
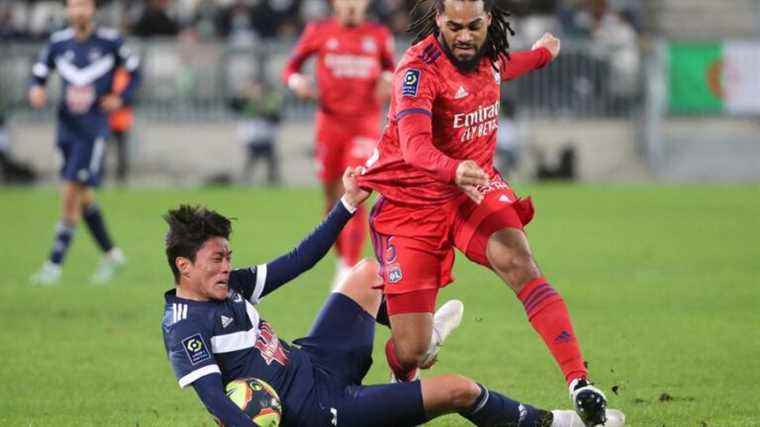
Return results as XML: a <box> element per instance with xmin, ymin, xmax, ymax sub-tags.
<box><xmin>108</xmin><ymin>68</ymin><xmax>136</xmax><ymax>184</ymax></box>
<box><xmin>495</xmin><ymin>100</ymin><xmax>525</xmax><ymax>179</ymax></box>
<box><xmin>584</xmin><ymin>0</ymin><xmax>640</xmax><ymax>111</ymax></box>
<box><xmin>0</xmin><ymin>89</ymin><xmax>37</xmax><ymax>184</ymax></box>
<box><xmin>131</xmin><ymin>0</ymin><xmax>179</xmax><ymax>37</ymax></box>
<box><xmin>230</xmin><ymin>79</ymin><xmax>283</xmax><ymax>186</ymax></box>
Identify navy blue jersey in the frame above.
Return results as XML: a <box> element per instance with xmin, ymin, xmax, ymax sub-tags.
<box><xmin>162</xmin><ymin>200</ymin><xmax>358</xmax><ymax>425</ymax></box>
<box><xmin>162</xmin><ymin>269</ymin><xmax>318</xmax><ymax>421</ymax></box>
<box><xmin>31</xmin><ymin>27</ymin><xmax>140</xmax><ymax>139</ymax></box>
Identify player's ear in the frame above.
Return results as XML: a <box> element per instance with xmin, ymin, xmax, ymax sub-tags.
<box><xmin>176</xmin><ymin>257</ymin><xmax>192</xmax><ymax>276</ymax></box>
<box><xmin>435</xmin><ymin>13</ymin><xmax>445</xmax><ymax>30</ymax></box>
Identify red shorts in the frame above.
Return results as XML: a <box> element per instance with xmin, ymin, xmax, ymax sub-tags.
<box><xmin>369</xmin><ymin>178</ymin><xmax>535</xmax><ymax>312</ymax></box>
<box><xmin>315</xmin><ymin>111</ymin><xmax>381</xmax><ymax>183</ymax></box>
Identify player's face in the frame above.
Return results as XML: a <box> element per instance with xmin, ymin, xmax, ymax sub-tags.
<box><xmin>436</xmin><ymin>0</ymin><xmax>491</xmax><ymax>63</ymax></box>
<box><xmin>67</xmin><ymin>0</ymin><xmax>95</xmax><ymax>29</ymax></box>
<box><xmin>186</xmin><ymin>237</ymin><xmax>232</xmax><ymax>301</ymax></box>
<box><xmin>333</xmin><ymin>0</ymin><xmax>369</xmax><ymax>26</ymax></box>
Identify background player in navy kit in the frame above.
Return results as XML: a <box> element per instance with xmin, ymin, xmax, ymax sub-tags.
<box><xmin>28</xmin><ymin>0</ymin><xmax>141</xmax><ymax>285</ymax></box>
<box><xmin>161</xmin><ymin>169</ymin><xmax>624</xmax><ymax>427</ymax></box>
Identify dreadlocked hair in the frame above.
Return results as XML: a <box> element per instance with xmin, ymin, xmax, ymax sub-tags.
<box><xmin>409</xmin><ymin>0</ymin><xmax>516</xmax><ymax>63</ymax></box>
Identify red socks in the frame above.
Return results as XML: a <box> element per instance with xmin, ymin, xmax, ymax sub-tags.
<box><xmin>385</xmin><ymin>338</ymin><xmax>418</xmax><ymax>382</ymax></box>
<box><xmin>518</xmin><ymin>278</ymin><xmax>588</xmax><ymax>384</ymax></box>
<box><xmin>335</xmin><ymin>205</ymin><xmax>366</xmax><ymax>267</ymax></box>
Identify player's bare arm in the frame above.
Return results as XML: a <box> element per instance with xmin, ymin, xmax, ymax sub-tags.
<box><xmin>455</xmin><ymin>160</ymin><xmax>489</xmax><ymax>204</ymax></box>
<box><xmin>28</xmin><ymin>85</ymin><xmax>47</xmax><ymax>109</ymax></box>
<box><xmin>532</xmin><ymin>32</ymin><xmax>560</xmax><ymax>59</ymax></box>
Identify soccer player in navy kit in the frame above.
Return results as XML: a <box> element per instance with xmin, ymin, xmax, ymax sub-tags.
<box><xmin>161</xmin><ymin>168</ymin><xmax>624</xmax><ymax>427</ymax></box>
<box><xmin>29</xmin><ymin>0</ymin><xmax>141</xmax><ymax>285</ymax></box>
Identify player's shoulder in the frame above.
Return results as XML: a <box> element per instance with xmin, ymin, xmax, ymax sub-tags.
<box><xmin>162</xmin><ymin>294</ymin><xmax>217</xmax><ymax>338</ymax></box>
<box><xmin>401</xmin><ymin>34</ymin><xmax>443</xmax><ymax>69</ymax></box>
<box><xmin>95</xmin><ymin>26</ymin><xmax>122</xmax><ymax>41</ymax></box>
<box><xmin>49</xmin><ymin>27</ymin><xmax>75</xmax><ymax>45</ymax></box>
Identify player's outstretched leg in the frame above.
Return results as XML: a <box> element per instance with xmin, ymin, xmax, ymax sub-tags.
<box><xmin>422</xmin><ymin>375</ymin><xmax>625</xmax><ymax>427</ymax></box>
<box><xmin>386</xmin><ymin>298</ymin><xmax>464</xmax><ymax>382</ymax></box>
<box><xmin>485</xmin><ymin>227</ymin><xmax>610</xmax><ymax>422</ymax></box>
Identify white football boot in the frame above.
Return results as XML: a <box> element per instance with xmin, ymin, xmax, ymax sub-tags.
<box><xmin>550</xmin><ymin>409</ymin><xmax>625</xmax><ymax>427</ymax></box>
<box><xmin>30</xmin><ymin>261</ymin><xmax>62</xmax><ymax>286</ymax></box>
<box><xmin>91</xmin><ymin>247</ymin><xmax>126</xmax><ymax>284</ymax></box>
<box><xmin>390</xmin><ymin>299</ymin><xmax>465</xmax><ymax>382</ymax></box>
<box><xmin>421</xmin><ymin>299</ymin><xmax>465</xmax><ymax>367</ymax></box>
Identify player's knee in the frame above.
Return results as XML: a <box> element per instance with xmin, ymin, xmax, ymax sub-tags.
<box><xmin>440</xmin><ymin>374</ymin><xmax>481</xmax><ymax>410</ymax></box>
<box><xmin>394</xmin><ymin>338</ymin><xmax>430</xmax><ymax>368</ymax></box>
<box><xmin>336</xmin><ymin>259</ymin><xmax>382</xmax><ymax>314</ymax></box>
<box><xmin>487</xmin><ymin>247</ymin><xmax>535</xmax><ymax>276</ymax></box>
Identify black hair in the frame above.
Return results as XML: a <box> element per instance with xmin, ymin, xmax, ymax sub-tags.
<box><xmin>409</xmin><ymin>0</ymin><xmax>515</xmax><ymax>64</ymax></box>
<box><xmin>163</xmin><ymin>205</ymin><xmax>232</xmax><ymax>284</ymax></box>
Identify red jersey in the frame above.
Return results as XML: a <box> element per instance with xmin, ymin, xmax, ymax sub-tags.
<box><xmin>359</xmin><ymin>35</ymin><xmax>552</xmax><ymax>206</ymax></box>
<box><xmin>282</xmin><ymin>18</ymin><xmax>395</xmax><ymax>118</ymax></box>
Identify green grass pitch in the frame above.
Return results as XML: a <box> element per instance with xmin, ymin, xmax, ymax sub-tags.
<box><xmin>1</xmin><ymin>184</ymin><xmax>759</xmax><ymax>426</ymax></box>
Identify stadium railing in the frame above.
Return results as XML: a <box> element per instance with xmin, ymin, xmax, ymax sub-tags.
<box><xmin>0</xmin><ymin>38</ymin><xmax>643</xmax><ymax>121</ymax></box>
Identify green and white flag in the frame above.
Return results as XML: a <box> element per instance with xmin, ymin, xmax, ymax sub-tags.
<box><xmin>669</xmin><ymin>41</ymin><xmax>760</xmax><ymax>114</ymax></box>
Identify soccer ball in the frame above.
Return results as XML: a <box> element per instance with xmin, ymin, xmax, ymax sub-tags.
<box><xmin>221</xmin><ymin>377</ymin><xmax>282</xmax><ymax>427</ymax></box>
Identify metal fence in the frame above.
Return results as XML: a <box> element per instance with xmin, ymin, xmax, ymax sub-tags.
<box><xmin>0</xmin><ymin>38</ymin><xmax>643</xmax><ymax>121</ymax></box>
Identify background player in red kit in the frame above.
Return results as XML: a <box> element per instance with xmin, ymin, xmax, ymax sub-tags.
<box><xmin>358</xmin><ymin>0</ymin><xmax>612</xmax><ymax>425</ymax></box>
<box><xmin>282</xmin><ymin>0</ymin><xmax>395</xmax><ymax>285</ymax></box>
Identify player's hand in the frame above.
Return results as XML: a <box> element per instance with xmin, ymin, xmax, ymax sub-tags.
<box><xmin>288</xmin><ymin>73</ymin><xmax>317</xmax><ymax>100</ymax></box>
<box><xmin>100</xmin><ymin>93</ymin><xmax>123</xmax><ymax>112</ymax></box>
<box><xmin>28</xmin><ymin>86</ymin><xmax>47</xmax><ymax>109</ymax></box>
<box><xmin>342</xmin><ymin>166</ymin><xmax>372</xmax><ymax>209</ymax></box>
<box><xmin>455</xmin><ymin>160</ymin><xmax>489</xmax><ymax>204</ymax></box>
<box><xmin>373</xmin><ymin>71</ymin><xmax>393</xmax><ymax>103</ymax></box>
<box><xmin>532</xmin><ymin>32</ymin><xmax>560</xmax><ymax>59</ymax></box>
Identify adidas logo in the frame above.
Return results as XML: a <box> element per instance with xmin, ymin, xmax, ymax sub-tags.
<box><xmin>454</xmin><ymin>85</ymin><xmax>468</xmax><ymax>99</ymax></box>
<box><xmin>555</xmin><ymin>330</ymin><xmax>575</xmax><ymax>344</ymax></box>
<box><xmin>221</xmin><ymin>315</ymin><xmax>233</xmax><ymax>328</ymax></box>
<box><xmin>498</xmin><ymin>194</ymin><xmax>511</xmax><ymax>203</ymax></box>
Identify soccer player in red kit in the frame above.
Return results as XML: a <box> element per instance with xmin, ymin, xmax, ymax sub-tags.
<box><xmin>282</xmin><ymin>0</ymin><xmax>395</xmax><ymax>284</ymax></box>
<box><xmin>358</xmin><ymin>0</ymin><xmax>611</xmax><ymax>425</ymax></box>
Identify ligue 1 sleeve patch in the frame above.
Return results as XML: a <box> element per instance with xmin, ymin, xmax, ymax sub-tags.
<box><xmin>182</xmin><ymin>333</ymin><xmax>211</xmax><ymax>365</ymax></box>
<box><xmin>402</xmin><ymin>69</ymin><xmax>421</xmax><ymax>97</ymax></box>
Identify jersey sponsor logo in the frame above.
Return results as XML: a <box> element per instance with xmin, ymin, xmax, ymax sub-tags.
<box><xmin>255</xmin><ymin>321</ymin><xmax>289</xmax><ymax>366</ymax></box>
<box><xmin>65</xmin><ymin>84</ymin><xmax>96</xmax><ymax>114</ymax></box>
<box><xmin>182</xmin><ymin>333</ymin><xmax>211</xmax><ymax>365</ymax></box>
<box><xmin>401</xmin><ymin>69</ymin><xmax>421</xmax><ymax>97</ymax></box>
<box><xmin>324</xmin><ymin>53</ymin><xmax>377</xmax><ymax>78</ymax></box>
<box><xmin>453</xmin><ymin>101</ymin><xmax>500</xmax><ymax>142</ymax></box>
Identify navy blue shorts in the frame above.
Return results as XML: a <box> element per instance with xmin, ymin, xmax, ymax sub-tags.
<box><xmin>292</xmin><ymin>293</ymin><xmax>426</xmax><ymax>427</ymax></box>
<box><xmin>57</xmin><ymin>124</ymin><xmax>108</xmax><ymax>187</ymax></box>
